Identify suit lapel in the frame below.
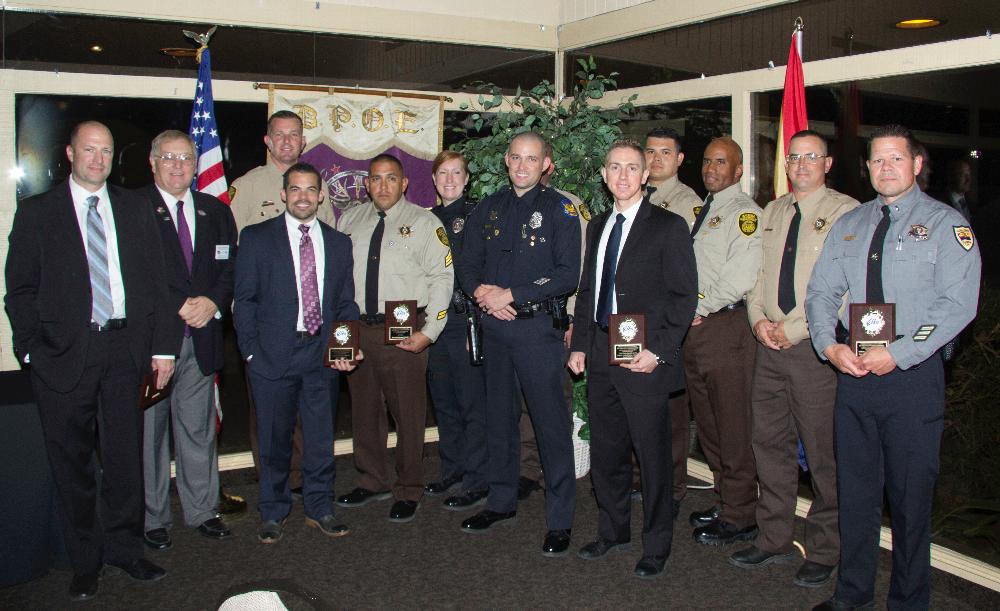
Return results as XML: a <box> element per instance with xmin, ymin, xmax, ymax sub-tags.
<box><xmin>150</xmin><ymin>186</ymin><xmax>189</xmax><ymax>275</ymax></box>
<box><xmin>588</xmin><ymin>211</ymin><xmax>612</xmax><ymax>292</ymax></box>
<box><xmin>618</xmin><ymin>199</ymin><xmax>652</xmax><ymax>265</ymax></box>
<box><xmin>58</xmin><ymin>182</ymin><xmax>90</xmax><ymax>283</ymax></box>
<box><xmin>274</xmin><ymin>214</ymin><xmax>297</xmax><ymax>294</ymax></box>
<box><xmin>192</xmin><ymin>194</ymin><xmax>213</xmax><ymax>277</ymax></box>
<box><xmin>319</xmin><ymin>223</ymin><xmax>333</xmax><ymax>313</ymax></box>
<box><xmin>107</xmin><ymin>186</ymin><xmax>132</xmax><ymax>286</ymax></box>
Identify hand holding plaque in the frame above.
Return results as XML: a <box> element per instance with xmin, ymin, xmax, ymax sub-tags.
<box><xmin>326</xmin><ymin>320</ymin><xmax>360</xmax><ymax>365</ymax></box>
<box><xmin>608</xmin><ymin>313</ymin><xmax>646</xmax><ymax>365</ymax></box>
<box><xmin>139</xmin><ymin>373</ymin><xmax>172</xmax><ymax>409</ymax></box>
<box><xmin>384</xmin><ymin>300</ymin><xmax>418</xmax><ymax>345</ymax></box>
<box><xmin>849</xmin><ymin>303</ymin><xmax>895</xmax><ymax>356</ymax></box>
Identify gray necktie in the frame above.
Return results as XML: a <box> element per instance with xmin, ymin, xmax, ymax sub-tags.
<box><xmin>86</xmin><ymin>195</ymin><xmax>113</xmax><ymax>326</ymax></box>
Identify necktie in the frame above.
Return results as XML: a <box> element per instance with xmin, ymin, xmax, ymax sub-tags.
<box><xmin>176</xmin><ymin>201</ymin><xmax>195</xmax><ymax>337</ymax></box>
<box><xmin>299</xmin><ymin>224</ymin><xmax>322</xmax><ymax>334</ymax></box>
<box><xmin>777</xmin><ymin>202</ymin><xmax>801</xmax><ymax>314</ymax></box>
<box><xmin>365</xmin><ymin>211</ymin><xmax>386</xmax><ymax>316</ymax></box>
<box><xmin>691</xmin><ymin>193</ymin><xmax>714</xmax><ymax>236</ymax></box>
<box><xmin>596</xmin><ymin>213</ymin><xmax>626</xmax><ymax>328</ymax></box>
<box><xmin>86</xmin><ymin>195</ymin><xmax>113</xmax><ymax>326</ymax></box>
<box><xmin>866</xmin><ymin>205</ymin><xmax>892</xmax><ymax>303</ymax></box>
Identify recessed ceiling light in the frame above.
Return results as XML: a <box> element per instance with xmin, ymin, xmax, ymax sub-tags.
<box><xmin>895</xmin><ymin>19</ymin><xmax>943</xmax><ymax>29</ymax></box>
<box><xmin>90</xmin><ymin>45</ymin><xmax>103</xmax><ymax>53</ymax></box>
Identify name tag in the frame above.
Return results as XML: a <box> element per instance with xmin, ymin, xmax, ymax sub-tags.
<box><xmin>215</xmin><ymin>245</ymin><xmax>230</xmax><ymax>260</ymax></box>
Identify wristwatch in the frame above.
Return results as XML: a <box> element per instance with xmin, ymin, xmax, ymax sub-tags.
<box><xmin>652</xmin><ymin>353</ymin><xmax>666</xmax><ymax>365</ymax></box>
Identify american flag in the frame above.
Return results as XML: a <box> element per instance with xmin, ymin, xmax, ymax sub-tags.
<box><xmin>189</xmin><ymin>48</ymin><xmax>230</xmax><ymax>203</ymax></box>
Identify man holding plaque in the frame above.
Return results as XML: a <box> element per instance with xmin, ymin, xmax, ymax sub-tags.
<box><xmin>336</xmin><ymin>154</ymin><xmax>453</xmax><ymax>524</ymax></box>
<box><xmin>568</xmin><ymin>140</ymin><xmax>697</xmax><ymax>579</ymax></box>
<box><xmin>234</xmin><ymin>163</ymin><xmax>359</xmax><ymax>544</ymax></box>
<box><xmin>733</xmin><ymin>130</ymin><xmax>858</xmax><ymax>586</ymax></box>
<box><xmin>807</xmin><ymin>125</ymin><xmax>981</xmax><ymax>610</ymax></box>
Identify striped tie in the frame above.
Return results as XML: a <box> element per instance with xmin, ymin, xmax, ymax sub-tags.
<box><xmin>86</xmin><ymin>195</ymin><xmax>113</xmax><ymax>326</ymax></box>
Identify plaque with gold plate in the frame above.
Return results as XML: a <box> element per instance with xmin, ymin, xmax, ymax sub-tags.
<box><xmin>384</xmin><ymin>300</ymin><xmax>418</xmax><ymax>344</ymax></box>
<box><xmin>326</xmin><ymin>320</ymin><xmax>360</xmax><ymax>365</ymax></box>
<box><xmin>139</xmin><ymin>373</ymin><xmax>172</xmax><ymax>409</ymax></box>
<box><xmin>849</xmin><ymin>303</ymin><xmax>895</xmax><ymax>356</ymax></box>
<box><xmin>608</xmin><ymin>313</ymin><xmax>646</xmax><ymax>364</ymax></box>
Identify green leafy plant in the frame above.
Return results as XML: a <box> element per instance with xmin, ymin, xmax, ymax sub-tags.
<box><xmin>451</xmin><ymin>57</ymin><xmax>637</xmax><ymax>215</ymax></box>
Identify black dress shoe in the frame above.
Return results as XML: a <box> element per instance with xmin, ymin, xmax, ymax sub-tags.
<box><xmin>258</xmin><ymin>518</ymin><xmax>286</xmax><ymax>544</ymax></box>
<box><xmin>197</xmin><ymin>517</ymin><xmax>232</xmax><ymax>540</ymax></box>
<box><xmin>104</xmin><ymin>558</ymin><xmax>167</xmax><ymax>582</ymax></box>
<box><xmin>577</xmin><ymin>538</ymin><xmax>630</xmax><ymax>560</ymax></box>
<box><xmin>812</xmin><ymin>598</ymin><xmax>874</xmax><ymax>611</ymax></box>
<box><xmin>69</xmin><ymin>572</ymin><xmax>99</xmax><ymax>601</ymax></box>
<box><xmin>693</xmin><ymin>521</ymin><xmax>759</xmax><ymax>546</ymax></box>
<box><xmin>728</xmin><ymin>545</ymin><xmax>796</xmax><ymax>569</ymax></box>
<box><xmin>305</xmin><ymin>514</ymin><xmax>350</xmax><ymax>538</ymax></box>
<box><xmin>388</xmin><ymin>500</ymin><xmax>419</xmax><ymax>523</ymax></box>
<box><xmin>443</xmin><ymin>489</ymin><xmax>488</xmax><ymax>511</ymax></box>
<box><xmin>634</xmin><ymin>556</ymin><xmax>666</xmax><ymax>579</ymax></box>
<box><xmin>688</xmin><ymin>505</ymin><xmax>721</xmax><ymax>528</ymax></box>
<box><xmin>795</xmin><ymin>560</ymin><xmax>837</xmax><ymax>588</ymax></box>
<box><xmin>143</xmin><ymin>528</ymin><xmax>171</xmax><ymax>551</ymax></box>
<box><xmin>425</xmin><ymin>474</ymin><xmax>462</xmax><ymax>496</ymax></box>
<box><xmin>218</xmin><ymin>489</ymin><xmax>247</xmax><ymax>516</ymax></box>
<box><xmin>461</xmin><ymin>509</ymin><xmax>517</xmax><ymax>533</ymax></box>
<box><xmin>542</xmin><ymin>529</ymin><xmax>571</xmax><ymax>557</ymax></box>
<box><xmin>517</xmin><ymin>476</ymin><xmax>542</xmax><ymax>501</ymax></box>
<box><xmin>336</xmin><ymin>487</ymin><xmax>392</xmax><ymax>507</ymax></box>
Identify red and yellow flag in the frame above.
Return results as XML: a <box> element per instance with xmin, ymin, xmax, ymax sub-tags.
<box><xmin>774</xmin><ymin>22</ymin><xmax>808</xmax><ymax>198</ymax></box>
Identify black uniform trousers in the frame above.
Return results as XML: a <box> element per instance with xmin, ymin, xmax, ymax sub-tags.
<box><xmin>587</xmin><ymin>327</ymin><xmax>673</xmax><ymax>559</ymax></box>
<box><xmin>427</xmin><ymin>314</ymin><xmax>488</xmax><ymax>493</ymax></box>
<box><xmin>31</xmin><ymin>328</ymin><xmax>144</xmax><ymax>575</ymax></box>
<box><xmin>834</xmin><ymin>355</ymin><xmax>944</xmax><ymax>610</ymax></box>
<box><xmin>482</xmin><ymin>314</ymin><xmax>575</xmax><ymax>530</ymax></box>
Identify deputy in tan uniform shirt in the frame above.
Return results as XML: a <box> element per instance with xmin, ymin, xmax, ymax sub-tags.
<box><xmin>685</xmin><ymin>137</ymin><xmax>764</xmax><ymax>547</ymax></box>
<box><xmin>733</xmin><ymin>130</ymin><xmax>858</xmax><ymax>587</ymax></box>
<box><xmin>230</xmin><ymin>110</ymin><xmax>335</xmax><ymax>234</ymax></box>
<box><xmin>644</xmin><ymin>126</ymin><xmax>702</xmax><ymax>230</ymax></box>
<box><xmin>335</xmin><ymin>153</ymin><xmax>453</xmax><ymax>523</ymax></box>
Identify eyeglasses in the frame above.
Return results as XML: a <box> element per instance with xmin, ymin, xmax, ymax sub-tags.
<box><xmin>155</xmin><ymin>153</ymin><xmax>196</xmax><ymax>164</ymax></box>
<box><xmin>785</xmin><ymin>153</ymin><xmax>828</xmax><ymax>165</ymax></box>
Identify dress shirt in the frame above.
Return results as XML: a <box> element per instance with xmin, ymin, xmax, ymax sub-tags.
<box><xmin>156</xmin><ymin>185</ymin><xmax>196</xmax><ymax>243</ymax></box>
<box><xmin>285</xmin><ymin>213</ymin><xmax>326</xmax><ymax>333</ymax></box>
<box><xmin>593</xmin><ymin>195</ymin><xmax>643</xmax><ymax>316</ymax></box>
<box><xmin>70</xmin><ymin>176</ymin><xmax>124</xmax><ymax>320</ymax></box>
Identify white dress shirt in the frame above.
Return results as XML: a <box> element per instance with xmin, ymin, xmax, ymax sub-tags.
<box><xmin>157</xmin><ymin>186</ymin><xmax>196</xmax><ymax>244</ymax></box>
<box><xmin>593</xmin><ymin>196</ymin><xmax>643</xmax><ymax>317</ymax></box>
<box><xmin>285</xmin><ymin>213</ymin><xmax>326</xmax><ymax>332</ymax></box>
<box><xmin>70</xmin><ymin>176</ymin><xmax>125</xmax><ymax>319</ymax></box>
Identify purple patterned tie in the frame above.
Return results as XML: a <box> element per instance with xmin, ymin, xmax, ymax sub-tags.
<box><xmin>176</xmin><ymin>201</ymin><xmax>194</xmax><ymax>337</ymax></box>
<box><xmin>299</xmin><ymin>224</ymin><xmax>322</xmax><ymax>335</ymax></box>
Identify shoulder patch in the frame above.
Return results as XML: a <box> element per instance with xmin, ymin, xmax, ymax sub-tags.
<box><xmin>739</xmin><ymin>212</ymin><xmax>759</xmax><ymax>236</ymax></box>
<box><xmin>436</xmin><ymin>227</ymin><xmax>450</xmax><ymax>247</ymax></box>
<box><xmin>953</xmin><ymin>225</ymin><xmax>974</xmax><ymax>251</ymax></box>
<box><xmin>227</xmin><ymin>185</ymin><xmax>237</xmax><ymax>201</ymax></box>
<box><xmin>561</xmin><ymin>201</ymin><xmax>578</xmax><ymax>218</ymax></box>
<box><xmin>578</xmin><ymin>202</ymin><xmax>591</xmax><ymax>222</ymax></box>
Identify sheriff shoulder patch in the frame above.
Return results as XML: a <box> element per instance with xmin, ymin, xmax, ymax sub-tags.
<box><xmin>436</xmin><ymin>227</ymin><xmax>450</xmax><ymax>247</ymax></box>
<box><xmin>227</xmin><ymin>185</ymin><xmax>237</xmax><ymax>202</ymax></box>
<box><xmin>437</xmin><ymin>309</ymin><xmax>447</xmax><ymax>320</ymax></box>
<box><xmin>739</xmin><ymin>212</ymin><xmax>759</xmax><ymax>236</ymax></box>
<box><xmin>578</xmin><ymin>203</ymin><xmax>591</xmax><ymax>222</ymax></box>
<box><xmin>561</xmin><ymin>200</ymin><xmax>578</xmax><ymax>218</ymax></box>
<box><xmin>953</xmin><ymin>225</ymin><xmax>974</xmax><ymax>251</ymax></box>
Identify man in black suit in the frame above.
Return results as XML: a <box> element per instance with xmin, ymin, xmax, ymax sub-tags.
<box><xmin>234</xmin><ymin>163</ymin><xmax>360</xmax><ymax>544</ymax></box>
<box><xmin>4</xmin><ymin>121</ymin><xmax>178</xmax><ymax>600</ymax></box>
<box><xmin>569</xmin><ymin>139</ymin><xmax>698</xmax><ymax>579</ymax></box>
<box><xmin>139</xmin><ymin>130</ymin><xmax>238</xmax><ymax>551</ymax></box>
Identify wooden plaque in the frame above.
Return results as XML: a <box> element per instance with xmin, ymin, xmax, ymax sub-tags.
<box><xmin>849</xmin><ymin>303</ymin><xmax>896</xmax><ymax>356</ymax></box>
<box><xmin>608</xmin><ymin>313</ymin><xmax>646</xmax><ymax>364</ymax></box>
<box><xmin>326</xmin><ymin>320</ymin><xmax>360</xmax><ymax>365</ymax></box>
<box><xmin>139</xmin><ymin>373</ymin><xmax>172</xmax><ymax>409</ymax></box>
<box><xmin>384</xmin><ymin>300</ymin><xmax>418</xmax><ymax>345</ymax></box>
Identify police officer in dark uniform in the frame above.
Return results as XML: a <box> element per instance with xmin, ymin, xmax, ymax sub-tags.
<box><xmin>456</xmin><ymin>131</ymin><xmax>581</xmax><ymax>557</ymax></box>
<box><xmin>424</xmin><ymin>151</ymin><xmax>489</xmax><ymax>510</ymax></box>
<box><xmin>807</xmin><ymin>125</ymin><xmax>981</xmax><ymax>610</ymax></box>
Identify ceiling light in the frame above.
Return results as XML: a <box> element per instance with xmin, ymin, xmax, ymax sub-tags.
<box><xmin>895</xmin><ymin>19</ymin><xmax>942</xmax><ymax>29</ymax></box>
<box><xmin>90</xmin><ymin>45</ymin><xmax>103</xmax><ymax>53</ymax></box>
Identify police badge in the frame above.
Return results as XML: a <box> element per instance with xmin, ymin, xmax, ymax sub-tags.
<box><xmin>528</xmin><ymin>211</ymin><xmax>543</xmax><ymax>229</ymax></box>
<box><xmin>399</xmin><ymin>225</ymin><xmax>412</xmax><ymax>238</ymax></box>
<box><xmin>909</xmin><ymin>224</ymin><xmax>929</xmax><ymax>241</ymax></box>
<box><xmin>451</xmin><ymin>217</ymin><xmax>465</xmax><ymax>234</ymax></box>
<box><xmin>814</xmin><ymin>218</ymin><xmax>827</xmax><ymax>231</ymax></box>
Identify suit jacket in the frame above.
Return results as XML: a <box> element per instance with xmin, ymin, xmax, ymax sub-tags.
<box><xmin>233</xmin><ymin>214</ymin><xmax>359</xmax><ymax>380</ymax></box>
<box><xmin>140</xmin><ymin>184</ymin><xmax>238</xmax><ymax>375</ymax></box>
<box><xmin>571</xmin><ymin>198</ymin><xmax>698</xmax><ymax>395</ymax></box>
<box><xmin>5</xmin><ymin>180</ymin><xmax>178</xmax><ymax>393</ymax></box>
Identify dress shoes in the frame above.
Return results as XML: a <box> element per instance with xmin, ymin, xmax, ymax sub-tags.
<box><xmin>336</xmin><ymin>487</ymin><xmax>392</xmax><ymax>507</ymax></box>
<box><xmin>443</xmin><ymin>489</ymin><xmax>488</xmax><ymax>511</ymax></box>
<box><xmin>517</xmin><ymin>476</ymin><xmax>542</xmax><ymax>501</ymax></box>
<box><xmin>143</xmin><ymin>528</ymin><xmax>171</xmax><ymax>551</ymax></box>
<box><xmin>388</xmin><ymin>500</ymin><xmax>419</xmax><ymax>523</ymax></box>
<box><xmin>812</xmin><ymin>598</ymin><xmax>875</xmax><ymax>611</ymax></box>
<box><xmin>577</xmin><ymin>538</ymin><xmax>631</xmax><ymax>560</ymax></box>
<box><xmin>634</xmin><ymin>556</ymin><xmax>667</xmax><ymax>579</ymax></box>
<box><xmin>542</xmin><ymin>529</ymin><xmax>572</xmax><ymax>557</ymax></box>
<box><xmin>688</xmin><ymin>505</ymin><xmax>721</xmax><ymax>528</ymax></box>
<box><xmin>425</xmin><ymin>475</ymin><xmax>462</xmax><ymax>496</ymax></box>
<box><xmin>258</xmin><ymin>518</ymin><xmax>286</xmax><ymax>544</ymax></box>
<box><xmin>305</xmin><ymin>514</ymin><xmax>350</xmax><ymax>538</ymax></box>
<box><xmin>69</xmin><ymin>572</ymin><xmax>99</xmax><ymax>601</ymax></box>
<box><xmin>728</xmin><ymin>545</ymin><xmax>797</xmax><ymax>569</ymax></box>
<box><xmin>197</xmin><ymin>517</ymin><xmax>232</xmax><ymax>540</ymax></box>
<box><xmin>218</xmin><ymin>489</ymin><xmax>247</xmax><ymax>515</ymax></box>
<box><xmin>693</xmin><ymin>521</ymin><xmax>759</xmax><ymax>546</ymax></box>
<box><xmin>795</xmin><ymin>560</ymin><xmax>837</xmax><ymax>588</ymax></box>
<box><xmin>104</xmin><ymin>558</ymin><xmax>167</xmax><ymax>582</ymax></box>
<box><xmin>461</xmin><ymin>509</ymin><xmax>517</xmax><ymax>533</ymax></box>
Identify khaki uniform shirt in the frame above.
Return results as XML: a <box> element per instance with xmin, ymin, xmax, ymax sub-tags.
<box><xmin>646</xmin><ymin>175</ymin><xmax>701</xmax><ymax>231</ymax></box>
<box><xmin>747</xmin><ymin>187</ymin><xmax>859</xmax><ymax>346</ymax></box>
<box><xmin>337</xmin><ymin>197</ymin><xmax>453</xmax><ymax>341</ymax></box>
<box><xmin>230</xmin><ymin>162</ymin><xmax>336</xmax><ymax>234</ymax></box>
<box><xmin>693</xmin><ymin>183</ymin><xmax>764</xmax><ymax>317</ymax></box>
<box><xmin>555</xmin><ymin>188</ymin><xmax>590</xmax><ymax>315</ymax></box>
